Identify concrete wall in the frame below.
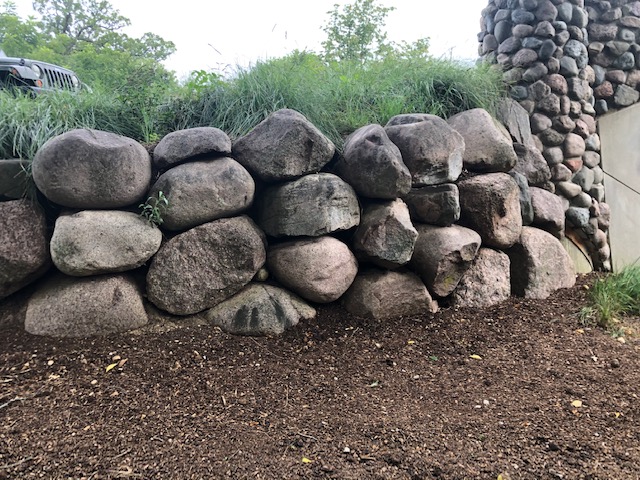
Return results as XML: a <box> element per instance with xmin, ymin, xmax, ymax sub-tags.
<box><xmin>598</xmin><ymin>102</ymin><xmax>640</xmax><ymax>270</ymax></box>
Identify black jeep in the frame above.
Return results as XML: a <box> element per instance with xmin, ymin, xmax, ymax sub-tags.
<box><xmin>0</xmin><ymin>55</ymin><xmax>82</xmax><ymax>94</ymax></box>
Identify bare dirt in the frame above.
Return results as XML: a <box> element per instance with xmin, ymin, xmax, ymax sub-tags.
<box><xmin>1</xmin><ymin>273</ymin><xmax>639</xmax><ymax>480</ymax></box>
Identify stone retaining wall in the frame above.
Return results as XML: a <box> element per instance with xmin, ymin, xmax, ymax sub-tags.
<box><xmin>478</xmin><ymin>0</ymin><xmax>628</xmax><ymax>271</ymax></box>
<box><xmin>0</xmin><ymin>109</ymin><xmax>578</xmax><ymax>337</ymax></box>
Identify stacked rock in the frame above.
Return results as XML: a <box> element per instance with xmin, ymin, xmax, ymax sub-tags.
<box><xmin>585</xmin><ymin>0</ymin><xmax>640</xmax><ymax>113</ymax></box>
<box><xmin>1</xmin><ymin>108</ymin><xmax>578</xmax><ymax>338</ymax></box>
<box><xmin>480</xmin><ymin>0</ymin><xmax>612</xmax><ymax>270</ymax></box>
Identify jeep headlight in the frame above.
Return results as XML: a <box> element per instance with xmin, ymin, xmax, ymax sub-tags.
<box><xmin>71</xmin><ymin>75</ymin><xmax>79</xmax><ymax>87</ymax></box>
<box><xmin>31</xmin><ymin>64</ymin><xmax>42</xmax><ymax>77</ymax></box>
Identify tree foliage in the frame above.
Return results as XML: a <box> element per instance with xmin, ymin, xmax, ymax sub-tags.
<box><xmin>321</xmin><ymin>0</ymin><xmax>430</xmax><ymax>64</ymax></box>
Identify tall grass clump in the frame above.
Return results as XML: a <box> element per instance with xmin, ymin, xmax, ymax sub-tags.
<box><xmin>159</xmin><ymin>52</ymin><xmax>506</xmax><ymax>148</ymax></box>
<box><xmin>581</xmin><ymin>265</ymin><xmax>640</xmax><ymax>329</ymax></box>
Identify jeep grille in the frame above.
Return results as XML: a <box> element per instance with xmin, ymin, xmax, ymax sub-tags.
<box><xmin>43</xmin><ymin>66</ymin><xmax>74</xmax><ymax>90</ymax></box>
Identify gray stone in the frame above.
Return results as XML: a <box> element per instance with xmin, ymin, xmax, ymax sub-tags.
<box><xmin>512</xmin><ymin>48</ymin><xmax>539</xmax><ymax>67</ymax></box>
<box><xmin>50</xmin><ymin>210</ymin><xmax>162</xmax><ymax>277</ymax></box>
<box><xmin>342</xmin><ymin>269</ymin><xmax>437</xmax><ymax>320</ymax></box>
<box><xmin>149</xmin><ymin>158</ymin><xmax>255</xmax><ymax>231</ymax></box>
<box><xmin>572</xmin><ymin>166</ymin><xmax>595</xmax><ymax>192</ymax></box>
<box><xmin>539</xmin><ymin>39</ymin><xmax>558</xmax><ymax>60</ymax></box>
<box><xmin>335</xmin><ymin>124</ymin><xmax>411</xmax><ymax>199</ymax></box>
<box><xmin>535</xmin><ymin>21</ymin><xmax>556</xmax><ymax>38</ymax></box>
<box><xmin>257</xmin><ymin>173</ymin><xmax>360</xmax><ymax>238</ymax></box>
<box><xmin>146</xmin><ymin>215</ymin><xmax>266</xmax><ymax>315</ymax></box>
<box><xmin>572</xmin><ymin>6</ymin><xmax>589</xmax><ymax>27</ymax></box>
<box><xmin>564</xmin><ymin>133</ymin><xmax>586</xmax><ymax>157</ymax></box>
<box><xmin>551</xmin><ymin>163</ymin><xmax>573</xmax><ymax>182</ymax></box>
<box><xmin>447</xmin><ymin>109</ymin><xmax>517</xmax><ymax>173</ymax></box>
<box><xmin>451</xmin><ymin>248</ymin><xmax>511</xmax><ymax>308</ymax></box>
<box><xmin>267</xmin><ymin>236</ymin><xmax>358</xmax><ymax>303</ymax></box>
<box><xmin>514</xmin><ymin>24</ymin><xmax>536</xmax><ymax>37</ymax></box>
<box><xmin>592</xmin><ymin>165</ymin><xmax>604</xmax><ymax>184</ymax></box>
<box><xmin>546</xmin><ymin>73</ymin><xmax>568</xmax><ymax>94</ymax></box>
<box><xmin>495</xmin><ymin>20</ymin><xmax>513</xmax><ymax>43</ymax></box>
<box><xmin>547</xmin><ymin>57</ymin><xmax>561</xmax><ymax>73</ymax></box>
<box><xmin>32</xmin><ymin>129</ymin><xmax>151</xmax><ymax>209</ymax></box>
<box><xmin>522</xmin><ymin>37</ymin><xmax>544</xmax><ymax>49</ymax></box>
<box><xmin>571</xmin><ymin>191</ymin><xmax>594</xmax><ymax>208</ymax></box>
<box><xmin>557</xmin><ymin>2</ymin><xmax>574</xmax><ymax>22</ymax></box>
<box><xmin>496</xmin><ymin>98</ymin><xmax>534</xmax><ymax>146</ymax></box>
<box><xmin>523</xmin><ymin>62</ymin><xmax>549</xmax><ymax>82</ymax></box>
<box><xmin>613</xmin><ymin>52</ymin><xmax>636</xmax><ymax>71</ymax></box>
<box><xmin>409</xmin><ymin>224</ymin><xmax>481</xmax><ymax>298</ymax></box>
<box><xmin>588</xmin><ymin>23</ymin><xmax>618</xmax><ymax>41</ymax></box>
<box><xmin>25</xmin><ymin>273</ymin><xmax>147</xmax><ymax>337</ymax></box>
<box><xmin>530</xmin><ymin>186</ymin><xmax>566</xmax><ymax>236</ymax></box>
<box><xmin>499</xmin><ymin>36</ymin><xmax>522</xmax><ymax>54</ymax></box>
<box><xmin>537</xmin><ymin>93</ymin><xmax>561</xmax><ymax>115</ymax></box>
<box><xmin>567</xmin><ymin>77</ymin><xmax>590</xmax><ymax>100</ymax></box>
<box><xmin>403</xmin><ymin>184</ymin><xmax>460</xmax><ymax>227</ymax></box>
<box><xmin>509</xmin><ymin>171</ymin><xmax>534</xmax><ymax>226</ymax></box>
<box><xmin>458</xmin><ymin>173</ymin><xmax>523</xmax><ymax>249</ymax></box>
<box><xmin>564</xmin><ymin>39</ymin><xmax>586</xmax><ymax>58</ymax></box>
<box><xmin>555</xmin><ymin>29</ymin><xmax>571</xmax><ymax>45</ymax></box>
<box><xmin>353</xmin><ymin>199</ymin><xmax>418</xmax><ymax>269</ymax></box>
<box><xmin>536</xmin><ymin>0</ymin><xmax>558</xmax><ymax>21</ymax></box>
<box><xmin>566</xmin><ymin>206</ymin><xmax>591</xmax><ymax>227</ymax></box>
<box><xmin>0</xmin><ymin>200</ymin><xmax>50</xmax><ymax>299</ymax></box>
<box><xmin>205</xmin><ymin>283</ymin><xmax>315</xmax><ymax>336</ymax></box>
<box><xmin>512</xmin><ymin>8</ymin><xmax>536</xmax><ymax>23</ymax></box>
<box><xmin>513</xmin><ymin>143</ymin><xmax>552</xmax><ymax>187</ymax></box>
<box><xmin>385</xmin><ymin>114</ymin><xmax>465</xmax><ymax>186</ymax></box>
<box><xmin>0</xmin><ymin>159</ymin><xmax>30</xmax><ymax>199</ymax></box>
<box><xmin>152</xmin><ymin>127</ymin><xmax>231</xmax><ymax>171</ymax></box>
<box><xmin>556</xmin><ymin>181</ymin><xmax>583</xmax><ymax>198</ymax></box>
<box><xmin>538</xmin><ymin>128</ymin><xmax>565</xmax><ymax>146</ymax></box>
<box><xmin>614</xmin><ymin>84</ymin><xmax>640</xmax><ymax>106</ymax></box>
<box><xmin>606</xmin><ymin>41</ymin><xmax>631</xmax><ymax>57</ymax></box>
<box><xmin>530</xmin><ymin>113</ymin><xmax>553</xmax><ymax>133</ymax></box>
<box><xmin>232</xmin><ymin>109</ymin><xmax>335</xmax><ymax>182</ymax></box>
<box><xmin>552</xmin><ymin>115</ymin><xmax>576</xmax><ymax>133</ymax></box>
<box><xmin>511</xmin><ymin>85</ymin><xmax>530</xmax><ymax>101</ymax></box>
<box><xmin>543</xmin><ymin>147</ymin><xmax>564</xmax><ymax>165</ymax></box>
<box><xmin>585</xmin><ymin>133</ymin><xmax>601</xmax><ymax>151</ymax></box>
<box><xmin>507</xmin><ymin>226</ymin><xmax>576</xmax><ymax>299</ymax></box>
<box><xmin>619</xmin><ymin>28</ymin><xmax>637</xmax><ymax>42</ymax></box>
<box><xmin>590</xmin><ymin>184</ymin><xmax>606</xmax><ymax>202</ymax></box>
<box><xmin>560</xmin><ymin>56</ymin><xmax>580</xmax><ymax>77</ymax></box>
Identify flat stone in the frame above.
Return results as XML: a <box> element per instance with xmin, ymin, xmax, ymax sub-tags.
<box><xmin>152</xmin><ymin>127</ymin><xmax>231</xmax><ymax>171</ymax></box>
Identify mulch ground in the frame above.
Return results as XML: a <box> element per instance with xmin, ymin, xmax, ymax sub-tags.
<box><xmin>1</xmin><ymin>273</ymin><xmax>639</xmax><ymax>480</ymax></box>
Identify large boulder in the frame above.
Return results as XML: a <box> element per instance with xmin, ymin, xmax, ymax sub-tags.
<box><xmin>385</xmin><ymin>114</ymin><xmax>465</xmax><ymax>186</ymax></box>
<box><xmin>24</xmin><ymin>273</ymin><xmax>148</xmax><ymax>337</ymax></box>
<box><xmin>152</xmin><ymin>127</ymin><xmax>232</xmax><ymax>170</ymax></box>
<box><xmin>342</xmin><ymin>269</ymin><xmax>438</xmax><ymax>320</ymax></box>
<box><xmin>148</xmin><ymin>158</ymin><xmax>255</xmax><ymax>231</ymax></box>
<box><xmin>529</xmin><ymin>186</ymin><xmax>565</xmax><ymax>237</ymax></box>
<box><xmin>0</xmin><ymin>199</ymin><xmax>50</xmax><ymax>300</ymax></box>
<box><xmin>496</xmin><ymin>97</ymin><xmax>534</xmax><ymax>147</ymax></box>
<box><xmin>146</xmin><ymin>215</ymin><xmax>266</xmax><ymax>315</ymax></box>
<box><xmin>451</xmin><ymin>248</ymin><xmax>511</xmax><ymax>308</ymax></box>
<box><xmin>205</xmin><ymin>283</ymin><xmax>316</xmax><ymax>336</ymax></box>
<box><xmin>257</xmin><ymin>173</ymin><xmax>360</xmax><ymax>237</ymax></box>
<box><xmin>403</xmin><ymin>184</ymin><xmax>460</xmax><ymax>226</ymax></box>
<box><xmin>352</xmin><ymin>199</ymin><xmax>418</xmax><ymax>269</ymax></box>
<box><xmin>513</xmin><ymin>143</ymin><xmax>552</xmax><ymax>187</ymax></box>
<box><xmin>32</xmin><ymin>129</ymin><xmax>151</xmax><ymax>208</ymax></box>
<box><xmin>334</xmin><ymin>124</ymin><xmax>411</xmax><ymax>199</ymax></box>
<box><xmin>458</xmin><ymin>173</ymin><xmax>523</xmax><ymax>249</ymax></box>
<box><xmin>267</xmin><ymin>236</ymin><xmax>358</xmax><ymax>303</ymax></box>
<box><xmin>232</xmin><ymin>109</ymin><xmax>335</xmax><ymax>182</ymax></box>
<box><xmin>447</xmin><ymin>109</ymin><xmax>518</xmax><ymax>173</ymax></box>
<box><xmin>507</xmin><ymin>226</ymin><xmax>576</xmax><ymax>299</ymax></box>
<box><xmin>409</xmin><ymin>224</ymin><xmax>481</xmax><ymax>298</ymax></box>
<box><xmin>0</xmin><ymin>159</ymin><xmax>31</xmax><ymax>199</ymax></box>
<box><xmin>50</xmin><ymin>210</ymin><xmax>162</xmax><ymax>276</ymax></box>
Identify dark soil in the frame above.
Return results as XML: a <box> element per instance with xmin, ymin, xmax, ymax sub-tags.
<box><xmin>1</xmin><ymin>273</ymin><xmax>639</xmax><ymax>480</ymax></box>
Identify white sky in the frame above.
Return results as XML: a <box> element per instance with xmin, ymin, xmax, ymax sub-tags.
<box><xmin>14</xmin><ymin>0</ymin><xmax>487</xmax><ymax>80</ymax></box>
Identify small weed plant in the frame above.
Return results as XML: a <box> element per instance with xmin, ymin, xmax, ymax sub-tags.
<box><xmin>139</xmin><ymin>191</ymin><xmax>169</xmax><ymax>227</ymax></box>
<box><xmin>580</xmin><ymin>265</ymin><xmax>640</xmax><ymax>330</ymax></box>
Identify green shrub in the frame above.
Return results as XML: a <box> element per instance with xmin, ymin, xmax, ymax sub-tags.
<box><xmin>581</xmin><ymin>265</ymin><xmax>640</xmax><ymax>330</ymax></box>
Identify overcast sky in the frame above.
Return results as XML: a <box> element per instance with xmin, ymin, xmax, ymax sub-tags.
<box><xmin>14</xmin><ymin>0</ymin><xmax>488</xmax><ymax>79</ymax></box>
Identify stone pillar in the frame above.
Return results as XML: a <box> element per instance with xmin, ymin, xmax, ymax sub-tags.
<box><xmin>479</xmin><ymin>0</ymin><xmax>612</xmax><ymax>270</ymax></box>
